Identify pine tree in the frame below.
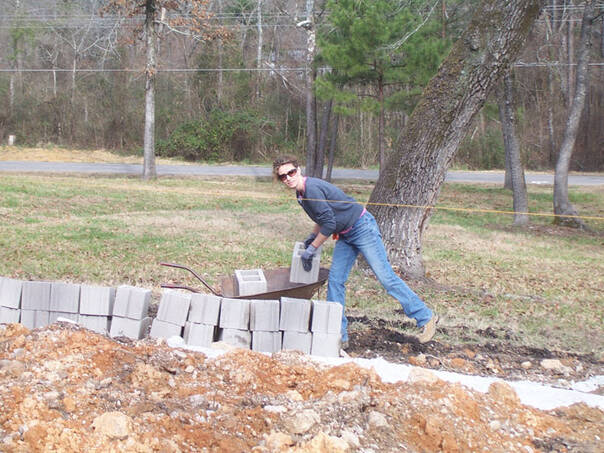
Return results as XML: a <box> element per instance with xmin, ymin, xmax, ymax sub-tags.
<box><xmin>317</xmin><ymin>0</ymin><xmax>449</xmax><ymax>172</ymax></box>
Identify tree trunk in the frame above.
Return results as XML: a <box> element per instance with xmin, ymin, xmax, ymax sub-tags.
<box><xmin>547</xmin><ymin>66</ymin><xmax>556</xmax><ymax>166</ymax></box>
<box><xmin>497</xmin><ymin>72</ymin><xmax>528</xmax><ymax>225</ymax></box>
<box><xmin>566</xmin><ymin>13</ymin><xmax>575</xmax><ymax>103</ymax></box>
<box><xmin>9</xmin><ymin>75</ymin><xmax>14</xmax><ymax>114</ymax></box>
<box><xmin>368</xmin><ymin>0</ymin><xmax>544</xmax><ymax>278</ymax></box>
<box><xmin>326</xmin><ymin>113</ymin><xmax>339</xmax><ymax>182</ymax></box>
<box><xmin>256</xmin><ymin>0</ymin><xmax>263</xmax><ymax>99</ymax></box>
<box><xmin>71</xmin><ymin>53</ymin><xmax>77</xmax><ymax>106</ymax></box>
<box><xmin>143</xmin><ymin>0</ymin><xmax>157</xmax><ymax>180</ymax></box>
<box><xmin>441</xmin><ymin>0</ymin><xmax>447</xmax><ymax>39</ymax></box>
<box><xmin>303</xmin><ymin>1</ymin><xmax>317</xmax><ymax>177</ymax></box>
<box><xmin>217</xmin><ymin>0</ymin><xmax>224</xmax><ymax>103</ymax></box>
<box><xmin>315</xmin><ymin>99</ymin><xmax>333</xmax><ymax>178</ymax></box>
<box><xmin>378</xmin><ymin>77</ymin><xmax>386</xmax><ymax>176</ymax></box>
<box><xmin>553</xmin><ymin>0</ymin><xmax>594</xmax><ymax>228</ymax></box>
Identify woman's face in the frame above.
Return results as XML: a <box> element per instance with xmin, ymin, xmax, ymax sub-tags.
<box><xmin>277</xmin><ymin>163</ymin><xmax>302</xmax><ymax>190</ymax></box>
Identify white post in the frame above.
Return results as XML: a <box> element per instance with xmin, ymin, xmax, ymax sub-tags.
<box><xmin>8</xmin><ymin>135</ymin><xmax>16</xmax><ymax>146</ymax></box>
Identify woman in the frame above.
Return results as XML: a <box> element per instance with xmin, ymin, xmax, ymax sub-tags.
<box><xmin>273</xmin><ymin>155</ymin><xmax>438</xmax><ymax>347</ymax></box>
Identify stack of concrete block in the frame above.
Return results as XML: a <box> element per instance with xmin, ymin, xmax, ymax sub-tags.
<box><xmin>0</xmin><ymin>277</ymin><xmax>22</xmax><ymax>324</ymax></box>
<box><xmin>150</xmin><ymin>290</ymin><xmax>191</xmax><ymax>339</ymax></box>
<box><xmin>110</xmin><ymin>285</ymin><xmax>152</xmax><ymax>339</ymax></box>
<box><xmin>49</xmin><ymin>282</ymin><xmax>80</xmax><ymax>324</ymax></box>
<box><xmin>20</xmin><ymin>281</ymin><xmax>52</xmax><ymax>329</ymax></box>
<box><xmin>78</xmin><ymin>284</ymin><xmax>115</xmax><ymax>334</ymax></box>
<box><xmin>280</xmin><ymin>297</ymin><xmax>313</xmax><ymax>354</ymax></box>
<box><xmin>310</xmin><ymin>300</ymin><xmax>343</xmax><ymax>357</ymax></box>
<box><xmin>184</xmin><ymin>293</ymin><xmax>221</xmax><ymax>347</ymax></box>
<box><xmin>235</xmin><ymin>269</ymin><xmax>267</xmax><ymax>296</ymax></box>
<box><xmin>290</xmin><ymin>242</ymin><xmax>322</xmax><ymax>284</ymax></box>
<box><xmin>250</xmin><ymin>299</ymin><xmax>281</xmax><ymax>353</ymax></box>
<box><xmin>218</xmin><ymin>298</ymin><xmax>251</xmax><ymax>348</ymax></box>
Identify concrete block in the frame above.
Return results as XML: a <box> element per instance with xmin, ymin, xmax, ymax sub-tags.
<box><xmin>289</xmin><ymin>242</ymin><xmax>322</xmax><ymax>284</ymax></box>
<box><xmin>20</xmin><ymin>309</ymin><xmax>50</xmax><ymax>329</ymax></box>
<box><xmin>0</xmin><ymin>278</ymin><xmax>22</xmax><ymax>308</ymax></box>
<box><xmin>21</xmin><ymin>281</ymin><xmax>52</xmax><ymax>310</ymax></box>
<box><xmin>188</xmin><ymin>294</ymin><xmax>221</xmax><ymax>325</ymax></box>
<box><xmin>49</xmin><ymin>312</ymin><xmax>79</xmax><ymax>324</ymax></box>
<box><xmin>219</xmin><ymin>298</ymin><xmax>250</xmax><ymax>330</ymax></box>
<box><xmin>250</xmin><ymin>299</ymin><xmax>280</xmax><ymax>331</ymax></box>
<box><xmin>311</xmin><ymin>332</ymin><xmax>341</xmax><ymax>357</ymax></box>
<box><xmin>0</xmin><ymin>306</ymin><xmax>20</xmax><ymax>324</ymax></box>
<box><xmin>79</xmin><ymin>285</ymin><xmax>116</xmax><ymax>316</ymax></box>
<box><xmin>311</xmin><ymin>300</ymin><xmax>343</xmax><ymax>334</ymax></box>
<box><xmin>279</xmin><ymin>297</ymin><xmax>311</xmax><ymax>332</ymax></box>
<box><xmin>78</xmin><ymin>315</ymin><xmax>111</xmax><ymax>334</ymax></box>
<box><xmin>109</xmin><ymin>316</ymin><xmax>152</xmax><ymax>339</ymax></box>
<box><xmin>113</xmin><ymin>285</ymin><xmax>150</xmax><ymax>320</ymax></box>
<box><xmin>218</xmin><ymin>328</ymin><xmax>251</xmax><ymax>349</ymax></box>
<box><xmin>235</xmin><ymin>269</ymin><xmax>267</xmax><ymax>297</ymax></box>
<box><xmin>252</xmin><ymin>331</ymin><xmax>282</xmax><ymax>353</ymax></box>
<box><xmin>183</xmin><ymin>322</ymin><xmax>215</xmax><ymax>347</ymax></box>
<box><xmin>50</xmin><ymin>282</ymin><xmax>80</xmax><ymax>313</ymax></box>
<box><xmin>157</xmin><ymin>290</ymin><xmax>191</xmax><ymax>326</ymax></box>
<box><xmin>282</xmin><ymin>331</ymin><xmax>312</xmax><ymax>354</ymax></box>
<box><xmin>150</xmin><ymin>319</ymin><xmax>183</xmax><ymax>339</ymax></box>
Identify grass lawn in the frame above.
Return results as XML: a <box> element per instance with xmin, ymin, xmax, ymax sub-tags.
<box><xmin>0</xmin><ymin>169</ymin><xmax>602</xmax><ymax>355</ymax></box>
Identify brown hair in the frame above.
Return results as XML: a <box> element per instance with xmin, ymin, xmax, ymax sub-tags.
<box><xmin>272</xmin><ymin>155</ymin><xmax>299</xmax><ymax>180</ymax></box>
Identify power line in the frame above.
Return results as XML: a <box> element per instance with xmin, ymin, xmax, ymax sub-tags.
<box><xmin>0</xmin><ymin>67</ymin><xmax>310</xmax><ymax>73</ymax></box>
<box><xmin>1</xmin><ymin>62</ymin><xmax>603</xmax><ymax>74</ymax></box>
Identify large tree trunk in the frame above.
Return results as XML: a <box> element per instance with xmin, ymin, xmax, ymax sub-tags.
<box><xmin>497</xmin><ymin>72</ymin><xmax>529</xmax><ymax>226</ymax></box>
<box><xmin>553</xmin><ymin>0</ymin><xmax>594</xmax><ymax>228</ymax></box>
<box><xmin>143</xmin><ymin>0</ymin><xmax>157</xmax><ymax>180</ymax></box>
<box><xmin>368</xmin><ymin>0</ymin><xmax>544</xmax><ymax>278</ymax></box>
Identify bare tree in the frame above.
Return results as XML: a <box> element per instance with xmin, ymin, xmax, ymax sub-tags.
<box><xmin>368</xmin><ymin>0</ymin><xmax>544</xmax><ymax>278</ymax></box>
<box><xmin>104</xmin><ymin>0</ymin><xmax>223</xmax><ymax>179</ymax></box>
<box><xmin>142</xmin><ymin>0</ymin><xmax>158</xmax><ymax>179</ymax></box>
<box><xmin>497</xmin><ymin>71</ymin><xmax>529</xmax><ymax>226</ymax></box>
<box><xmin>300</xmin><ymin>0</ymin><xmax>317</xmax><ymax>177</ymax></box>
<box><xmin>553</xmin><ymin>0</ymin><xmax>595</xmax><ymax>228</ymax></box>
<box><xmin>256</xmin><ymin>0</ymin><xmax>263</xmax><ymax>98</ymax></box>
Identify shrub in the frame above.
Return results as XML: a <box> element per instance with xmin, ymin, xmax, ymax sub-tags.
<box><xmin>157</xmin><ymin>110</ymin><xmax>265</xmax><ymax>162</ymax></box>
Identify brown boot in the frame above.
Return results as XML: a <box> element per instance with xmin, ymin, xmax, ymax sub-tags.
<box><xmin>417</xmin><ymin>314</ymin><xmax>439</xmax><ymax>343</ymax></box>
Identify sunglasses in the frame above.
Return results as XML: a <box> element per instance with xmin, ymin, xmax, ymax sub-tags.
<box><xmin>278</xmin><ymin>167</ymin><xmax>298</xmax><ymax>181</ymax></box>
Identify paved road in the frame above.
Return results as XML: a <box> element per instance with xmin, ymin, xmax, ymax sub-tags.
<box><xmin>1</xmin><ymin>160</ymin><xmax>603</xmax><ymax>185</ymax></box>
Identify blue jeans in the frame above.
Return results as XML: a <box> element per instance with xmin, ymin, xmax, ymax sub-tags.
<box><xmin>326</xmin><ymin>212</ymin><xmax>433</xmax><ymax>342</ymax></box>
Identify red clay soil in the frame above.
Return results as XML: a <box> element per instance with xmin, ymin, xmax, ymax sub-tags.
<box><xmin>0</xmin><ymin>323</ymin><xmax>602</xmax><ymax>452</ymax></box>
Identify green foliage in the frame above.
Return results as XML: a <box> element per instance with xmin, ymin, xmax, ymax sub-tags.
<box><xmin>317</xmin><ymin>0</ymin><xmax>450</xmax><ymax>114</ymax></box>
<box><xmin>157</xmin><ymin>110</ymin><xmax>267</xmax><ymax>162</ymax></box>
<box><xmin>458</xmin><ymin>128</ymin><xmax>505</xmax><ymax>170</ymax></box>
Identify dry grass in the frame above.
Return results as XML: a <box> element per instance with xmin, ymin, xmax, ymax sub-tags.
<box><xmin>0</xmin><ymin>145</ymin><xmax>190</xmax><ymax>164</ymax></box>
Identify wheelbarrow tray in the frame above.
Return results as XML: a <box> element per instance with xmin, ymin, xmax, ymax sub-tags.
<box><xmin>220</xmin><ymin>267</ymin><xmax>330</xmax><ymax>300</ymax></box>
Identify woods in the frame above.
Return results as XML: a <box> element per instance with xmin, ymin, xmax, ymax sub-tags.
<box><xmin>0</xmin><ymin>0</ymin><xmax>601</xmax><ymax>173</ymax></box>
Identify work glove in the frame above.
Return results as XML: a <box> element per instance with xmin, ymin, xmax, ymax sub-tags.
<box><xmin>303</xmin><ymin>232</ymin><xmax>317</xmax><ymax>249</ymax></box>
<box><xmin>301</xmin><ymin>245</ymin><xmax>317</xmax><ymax>272</ymax></box>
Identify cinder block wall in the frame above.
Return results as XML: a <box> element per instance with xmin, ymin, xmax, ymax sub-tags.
<box><xmin>0</xmin><ymin>276</ymin><xmax>343</xmax><ymax>357</ymax></box>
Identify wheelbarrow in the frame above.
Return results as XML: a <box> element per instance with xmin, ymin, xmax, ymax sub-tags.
<box><xmin>160</xmin><ymin>262</ymin><xmax>329</xmax><ymax>300</ymax></box>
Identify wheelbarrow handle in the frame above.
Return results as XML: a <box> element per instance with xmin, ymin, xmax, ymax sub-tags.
<box><xmin>160</xmin><ymin>262</ymin><xmax>221</xmax><ymax>296</ymax></box>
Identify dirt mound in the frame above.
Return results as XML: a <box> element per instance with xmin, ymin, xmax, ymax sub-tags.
<box><xmin>1</xmin><ymin>323</ymin><xmax>602</xmax><ymax>452</ymax></box>
<box><xmin>347</xmin><ymin>315</ymin><xmax>603</xmax><ymax>388</ymax></box>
